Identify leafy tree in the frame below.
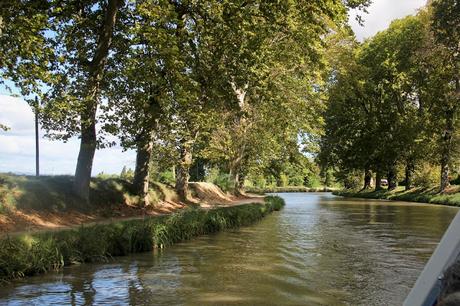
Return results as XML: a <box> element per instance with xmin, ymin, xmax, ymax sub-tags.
<box><xmin>430</xmin><ymin>0</ymin><xmax>460</xmax><ymax>191</ymax></box>
<box><xmin>5</xmin><ymin>0</ymin><xmax>127</xmax><ymax>201</ymax></box>
<box><xmin>204</xmin><ymin>0</ymin><xmax>369</xmax><ymax>194</ymax></box>
<box><xmin>0</xmin><ymin>0</ymin><xmax>51</xmax><ymax>96</ymax></box>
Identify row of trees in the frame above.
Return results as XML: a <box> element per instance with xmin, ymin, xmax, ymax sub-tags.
<box><xmin>0</xmin><ymin>0</ymin><xmax>369</xmax><ymax>203</ymax></box>
<box><xmin>319</xmin><ymin>0</ymin><xmax>460</xmax><ymax>192</ymax></box>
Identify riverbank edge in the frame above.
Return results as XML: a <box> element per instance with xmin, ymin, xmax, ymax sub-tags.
<box><xmin>333</xmin><ymin>189</ymin><xmax>460</xmax><ymax>207</ymax></box>
<box><xmin>0</xmin><ymin>196</ymin><xmax>285</xmax><ymax>283</ymax></box>
<box><xmin>245</xmin><ymin>186</ymin><xmax>337</xmax><ymax>194</ymax></box>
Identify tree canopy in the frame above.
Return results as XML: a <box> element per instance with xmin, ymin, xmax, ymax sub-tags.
<box><xmin>7</xmin><ymin>0</ymin><xmax>460</xmax><ymax>199</ymax></box>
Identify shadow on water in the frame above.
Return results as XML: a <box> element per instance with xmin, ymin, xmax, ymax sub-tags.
<box><xmin>0</xmin><ymin>193</ymin><xmax>457</xmax><ymax>306</ymax></box>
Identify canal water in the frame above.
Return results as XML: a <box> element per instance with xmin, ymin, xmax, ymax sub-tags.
<box><xmin>0</xmin><ymin>193</ymin><xmax>458</xmax><ymax>305</ymax></box>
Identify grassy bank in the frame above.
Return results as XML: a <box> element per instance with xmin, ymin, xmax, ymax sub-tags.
<box><xmin>246</xmin><ymin>186</ymin><xmax>337</xmax><ymax>194</ymax></box>
<box><xmin>335</xmin><ymin>186</ymin><xmax>460</xmax><ymax>207</ymax></box>
<box><xmin>0</xmin><ymin>173</ymin><xmax>178</xmax><ymax>213</ymax></box>
<box><xmin>0</xmin><ymin>196</ymin><xmax>285</xmax><ymax>282</ymax></box>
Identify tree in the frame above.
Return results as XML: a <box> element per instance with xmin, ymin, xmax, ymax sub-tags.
<box><xmin>320</xmin><ymin>14</ymin><xmax>437</xmax><ymax>191</ymax></box>
<box><xmin>204</xmin><ymin>0</ymin><xmax>370</xmax><ymax>194</ymax></box>
<box><xmin>0</xmin><ymin>0</ymin><xmax>51</xmax><ymax>96</ymax></box>
<box><xmin>26</xmin><ymin>1</ymin><xmax>126</xmax><ymax>201</ymax></box>
<box><xmin>431</xmin><ymin>0</ymin><xmax>460</xmax><ymax>191</ymax></box>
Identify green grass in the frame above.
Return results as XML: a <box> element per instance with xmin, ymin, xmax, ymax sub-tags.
<box><xmin>334</xmin><ymin>186</ymin><xmax>460</xmax><ymax>207</ymax></box>
<box><xmin>245</xmin><ymin>186</ymin><xmax>337</xmax><ymax>194</ymax></box>
<box><xmin>0</xmin><ymin>196</ymin><xmax>285</xmax><ymax>283</ymax></box>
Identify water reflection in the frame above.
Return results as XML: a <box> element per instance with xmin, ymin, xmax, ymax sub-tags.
<box><xmin>0</xmin><ymin>193</ymin><xmax>457</xmax><ymax>305</ymax></box>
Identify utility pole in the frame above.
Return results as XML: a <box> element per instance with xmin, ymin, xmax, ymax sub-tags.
<box><xmin>35</xmin><ymin>96</ymin><xmax>39</xmax><ymax>177</ymax></box>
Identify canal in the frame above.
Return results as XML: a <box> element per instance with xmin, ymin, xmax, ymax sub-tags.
<box><xmin>0</xmin><ymin>193</ymin><xmax>457</xmax><ymax>305</ymax></box>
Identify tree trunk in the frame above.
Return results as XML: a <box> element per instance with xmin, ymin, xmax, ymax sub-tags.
<box><xmin>229</xmin><ymin>162</ymin><xmax>241</xmax><ymax>194</ymax></box>
<box><xmin>229</xmin><ymin>167</ymin><xmax>245</xmax><ymax>196</ymax></box>
<box><xmin>440</xmin><ymin>107</ymin><xmax>455</xmax><ymax>192</ymax></box>
<box><xmin>388</xmin><ymin>164</ymin><xmax>398</xmax><ymax>191</ymax></box>
<box><xmin>74</xmin><ymin>114</ymin><xmax>97</xmax><ymax>201</ymax></box>
<box><xmin>440</xmin><ymin>71</ymin><xmax>459</xmax><ymax>192</ymax></box>
<box><xmin>375</xmin><ymin>171</ymin><xmax>383</xmax><ymax>191</ymax></box>
<box><xmin>363</xmin><ymin>168</ymin><xmax>372</xmax><ymax>190</ymax></box>
<box><xmin>228</xmin><ymin>83</ymin><xmax>248</xmax><ymax>196</ymax></box>
<box><xmin>133</xmin><ymin>130</ymin><xmax>154</xmax><ymax>206</ymax></box>
<box><xmin>73</xmin><ymin>0</ymin><xmax>121</xmax><ymax>201</ymax></box>
<box><xmin>405</xmin><ymin>160</ymin><xmax>415</xmax><ymax>191</ymax></box>
<box><xmin>176</xmin><ymin>142</ymin><xmax>193</xmax><ymax>201</ymax></box>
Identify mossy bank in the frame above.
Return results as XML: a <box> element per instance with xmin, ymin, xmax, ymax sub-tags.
<box><xmin>335</xmin><ymin>187</ymin><xmax>460</xmax><ymax>207</ymax></box>
<box><xmin>0</xmin><ymin>196</ymin><xmax>285</xmax><ymax>283</ymax></box>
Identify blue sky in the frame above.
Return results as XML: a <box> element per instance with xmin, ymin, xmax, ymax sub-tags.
<box><xmin>0</xmin><ymin>0</ymin><xmax>427</xmax><ymax>175</ymax></box>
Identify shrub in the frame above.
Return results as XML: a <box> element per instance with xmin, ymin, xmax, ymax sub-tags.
<box><xmin>252</xmin><ymin>175</ymin><xmax>267</xmax><ymax>188</ymax></box>
<box><xmin>340</xmin><ymin>170</ymin><xmax>362</xmax><ymax>190</ymax></box>
<box><xmin>413</xmin><ymin>163</ymin><xmax>440</xmax><ymax>188</ymax></box>
<box><xmin>279</xmin><ymin>173</ymin><xmax>289</xmax><ymax>187</ymax></box>
<box><xmin>205</xmin><ymin>168</ymin><xmax>232</xmax><ymax>192</ymax></box>
<box><xmin>288</xmin><ymin>174</ymin><xmax>304</xmax><ymax>187</ymax></box>
<box><xmin>156</xmin><ymin>170</ymin><xmax>175</xmax><ymax>185</ymax></box>
<box><xmin>304</xmin><ymin>173</ymin><xmax>322</xmax><ymax>188</ymax></box>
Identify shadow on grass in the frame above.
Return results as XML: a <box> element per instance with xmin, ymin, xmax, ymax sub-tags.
<box><xmin>0</xmin><ymin>174</ymin><xmax>132</xmax><ymax>213</ymax></box>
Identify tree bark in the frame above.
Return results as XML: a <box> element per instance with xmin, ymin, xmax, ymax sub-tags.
<box><xmin>73</xmin><ymin>0</ymin><xmax>122</xmax><ymax>201</ymax></box>
<box><xmin>228</xmin><ymin>83</ymin><xmax>248</xmax><ymax>196</ymax></box>
<box><xmin>133</xmin><ymin>130</ymin><xmax>154</xmax><ymax>206</ymax></box>
<box><xmin>363</xmin><ymin>168</ymin><xmax>372</xmax><ymax>190</ymax></box>
<box><xmin>387</xmin><ymin>164</ymin><xmax>398</xmax><ymax>191</ymax></box>
<box><xmin>440</xmin><ymin>105</ymin><xmax>456</xmax><ymax>192</ymax></box>
<box><xmin>375</xmin><ymin>171</ymin><xmax>383</xmax><ymax>191</ymax></box>
<box><xmin>440</xmin><ymin>69</ymin><xmax>460</xmax><ymax>192</ymax></box>
<box><xmin>176</xmin><ymin>141</ymin><xmax>193</xmax><ymax>201</ymax></box>
<box><xmin>74</xmin><ymin>114</ymin><xmax>97</xmax><ymax>201</ymax></box>
<box><xmin>405</xmin><ymin>160</ymin><xmax>415</xmax><ymax>191</ymax></box>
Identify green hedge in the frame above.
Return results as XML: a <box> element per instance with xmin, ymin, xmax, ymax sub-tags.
<box><xmin>0</xmin><ymin>196</ymin><xmax>285</xmax><ymax>282</ymax></box>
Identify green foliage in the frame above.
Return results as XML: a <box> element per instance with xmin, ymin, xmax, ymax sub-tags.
<box><xmin>340</xmin><ymin>170</ymin><xmax>363</xmax><ymax>190</ymax></box>
<box><xmin>205</xmin><ymin>168</ymin><xmax>232</xmax><ymax>192</ymax></box>
<box><xmin>0</xmin><ymin>197</ymin><xmax>285</xmax><ymax>282</ymax></box>
<box><xmin>250</xmin><ymin>174</ymin><xmax>267</xmax><ymax>189</ymax></box>
<box><xmin>304</xmin><ymin>173</ymin><xmax>322</xmax><ymax>188</ymax></box>
<box><xmin>96</xmin><ymin>172</ymin><xmax>119</xmax><ymax>180</ymax></box>
<box><xmin>1</xmin><ymin>0</ymin><xmax>371</xmax><ymax>199</ymax></box>
<box><xmin>119</xmin><ymin>166</ymin><xmax>134</xmax><ymax>182</ymax></box>
<box><xmin>279</xmin><ymin>173</ymin><xmax>289</xmax><ymax>188</ymax></box>
<box><xmin>156</xmin><ymin>170</ymin><xmax>175</xmax><ymax>185</ymax></box>
<box><xmin>319</xmin><ymin>7</ymin><xmax>460</xmax><ymax>191</ymax></box>
<box><xmin>413</xmin><ymin>163</ymin><xmax>440</xmax><ymax>188</ymax></box>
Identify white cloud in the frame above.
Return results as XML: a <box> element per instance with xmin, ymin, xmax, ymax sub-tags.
<box><xmin>349</xmin><ymin>0</ymin><xmax>427</xmax><ymax>41</ymax></box>
<box><xmin>0</xmin><ymin>95</ymin><xmax>136</xmax><ymax>175</ymax></box>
